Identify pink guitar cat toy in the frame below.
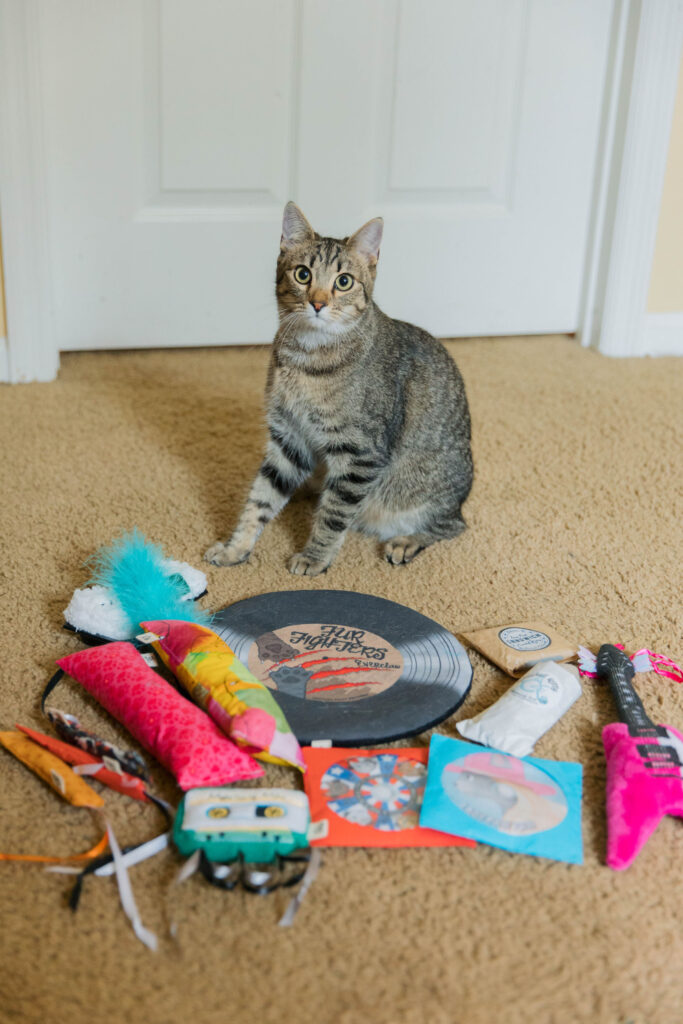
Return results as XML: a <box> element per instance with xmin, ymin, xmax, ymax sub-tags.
<box><xmin>597</xmin><ymin>644</ymin><xmax>683</xmax><ymax>870</ymax></box>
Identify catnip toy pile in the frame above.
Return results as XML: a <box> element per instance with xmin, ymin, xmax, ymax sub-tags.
<box><xmin>2</xmin><ymin>531</ymin><xmax>682</xmax><ymax>948</ymax></box>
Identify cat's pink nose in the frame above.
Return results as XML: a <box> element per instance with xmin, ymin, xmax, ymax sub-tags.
<box><xmin>311</xmin><ymin>301</ymin><xmax>326</xmax><ymax>313</ymax></box>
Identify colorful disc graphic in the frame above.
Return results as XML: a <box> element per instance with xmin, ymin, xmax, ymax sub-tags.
<box><xmin>321</xmin><ymin>753</ymin><xmax>426</xmax><ymax>831</ymax></box>
<box><xmin>441</xmin><ymin>750</ymin><xmax>569</xmax><ymax>836</ymax></box>
<box><xmin>212</xmin><ymin>590</ymin><xmax>472</xmax><ymax>745</ymax></box>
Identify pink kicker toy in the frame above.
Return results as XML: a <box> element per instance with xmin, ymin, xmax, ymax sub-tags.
<box><xmin>57</xmin><ymin>642</ymin><xmax>263</xmax><ymax>790</ymax></box>
<box><xmin>596</xmin><ymin>645</ymin><xmax>683</xmax><ymax>870</ymax></box>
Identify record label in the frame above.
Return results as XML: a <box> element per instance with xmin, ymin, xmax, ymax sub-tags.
<box><xmin>212</xmin><ymin>590</ymin><xmax>472</xmax><ymax>746</ymax></box>
<box><xmin>247</xmin><ymin>622</ymin><xmax>404</xmax><ymax>702</ymax></box>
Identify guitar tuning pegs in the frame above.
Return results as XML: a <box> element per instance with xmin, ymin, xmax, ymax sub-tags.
<box><xmin>597</xmin><ymin>644</ymin><xmax>635</xmax><ymax>681</ymax></box>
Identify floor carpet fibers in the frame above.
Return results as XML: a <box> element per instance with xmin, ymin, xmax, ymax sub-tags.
<box><xmin>1</xmin><ymin>337</ymin><xmax>682</xmax><ymax>1024</ymax></box>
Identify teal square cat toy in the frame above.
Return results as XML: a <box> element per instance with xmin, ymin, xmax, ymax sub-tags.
<box><xmin>420</xmin><ymin>734</ymin><xmax>583</xmax><ymax>864</ymax></box>
<box><xmin>174</xmin><ymin>786</ymin><xmax>311</xmax><ymax>864</ymax></box>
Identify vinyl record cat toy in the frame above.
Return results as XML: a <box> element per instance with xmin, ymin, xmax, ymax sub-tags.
<box><xmin>211</xmin><ymin>590</ymin><xmax>472</xmax><ymax>745</ymax></box>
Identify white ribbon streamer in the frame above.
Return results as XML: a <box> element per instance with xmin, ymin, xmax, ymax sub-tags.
<box><xmin>94</xmin><ymin>831</ymin><xmax>170</xmax><ymax>877</ymax></box>
<box><xmin>278</xmin><ymin>848</ymin><xmax>322</xmax><ymax>928</ymax></box>
<box><xmin>45</xmin><ymin>831</ymin><xmax>170</xmax><ymax>877</ymax></box>
<box><xmin>107</xmin><ymin>823</ymin><xmax>158</xmax><ymax>951</ymax></box>
<box><xmin>174</xmin><ymin>849</ymin><xmax>201</xmax><ymax>885</ymax></box>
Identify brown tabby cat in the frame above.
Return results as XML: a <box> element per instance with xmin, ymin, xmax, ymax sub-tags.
<box><xmin>205</xmin><ymin>202</ymin><xmax>473</xmax><ymax>575</ymax></box>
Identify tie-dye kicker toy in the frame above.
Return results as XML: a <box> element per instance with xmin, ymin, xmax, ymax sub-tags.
<box><xmin>140</xmin><ymin>620</ymin><xmax>305</xmax><ymax>771</ymax></box>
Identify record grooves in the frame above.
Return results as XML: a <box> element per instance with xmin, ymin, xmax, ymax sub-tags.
<box><xmin>212</xmin><ymin>590</ymin><xmax>472</xmax><ymax>745</ymax></box>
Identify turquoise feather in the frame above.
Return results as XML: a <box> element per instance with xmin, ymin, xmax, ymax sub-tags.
<box><xmin>87</xmin><ymin>529</ymin><xmax>211</xmax><ymax>636</ymax></box>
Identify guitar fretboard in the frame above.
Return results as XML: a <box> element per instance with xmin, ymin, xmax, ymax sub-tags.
<box><xmin>597</xmin><ymin>644</ymin><xmax>656</xmax><ymax>733</ymax></box>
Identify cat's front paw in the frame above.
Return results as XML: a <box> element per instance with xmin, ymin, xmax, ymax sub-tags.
<box><xmin>288</xmin><ymin>551</ymin><xmax>331</xmax><ymax>576</ymax></box>
<box><xmin>384</xmin><ymin>536</ymin><xmax>427</xmax><ymax>566</ymax></box>
<box><xmin>204</xmin><ymin>540</ymin><xmax>251</xmax><ymax>567</ymax></box>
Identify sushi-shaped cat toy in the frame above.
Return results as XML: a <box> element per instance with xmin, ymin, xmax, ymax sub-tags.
<box><xmin>596</xmin><ymin>644</ymin><xmax>683</xmax><ymax>870</ymax></box>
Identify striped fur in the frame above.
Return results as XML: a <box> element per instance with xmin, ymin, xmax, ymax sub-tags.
<box><xmin>205</xmin><ymin>203</ymin><xmax>473</xmax><ymax>575</ymax></box>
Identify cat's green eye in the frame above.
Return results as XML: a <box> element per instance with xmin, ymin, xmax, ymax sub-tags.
<box><xmin>293</xmin><ymin>265</ymin><xmax>311</xmax><ymax>284</ymax></box>
<box><xmin>335</xmin><ymin>273</ymin><xmax>354</xmax><ymax>292</ymax></box>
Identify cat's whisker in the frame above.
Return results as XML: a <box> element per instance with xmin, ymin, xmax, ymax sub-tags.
<box><xmin>279</xmin><ymin>313</ymin><xmax>302</xmax><ymax>336</ymax></box>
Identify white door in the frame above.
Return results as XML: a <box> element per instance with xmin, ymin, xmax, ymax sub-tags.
<box><xmin>37</xmin><ymin>0</ymin><xmax>614</xmax><ymax>349</ymax></box>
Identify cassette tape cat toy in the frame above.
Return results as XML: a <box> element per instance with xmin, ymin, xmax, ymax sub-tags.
<box><xmin>173</xmin><ymin>787</ymin><xmax>314</xmax><ymax>895</ymax></box>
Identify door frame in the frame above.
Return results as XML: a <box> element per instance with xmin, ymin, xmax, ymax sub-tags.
<box><xmin>1</xmin><ymin>0</ymin><xmax>681</xmax><ymax>383</ymax></box>
<box><xmin>579</xmin><ymin>0</ymin><xmax>683</xmax><ymax>357</ymax></box>
<box><xmin>0</xmin><ymin>0</ymin><xmax>57</xmax><ymax>383</ymax></box>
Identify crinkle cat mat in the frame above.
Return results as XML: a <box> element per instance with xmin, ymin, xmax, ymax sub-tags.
<box><xmin>63</xmin><ymin>529</ymin><xmax>210</xmax><ymax>643</ymax></box>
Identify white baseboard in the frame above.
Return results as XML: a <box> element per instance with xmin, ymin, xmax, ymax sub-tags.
<box><xmin>637</xmin><ymin>313</ymin><xmax>683</xmax><ymax>357</ymax></box>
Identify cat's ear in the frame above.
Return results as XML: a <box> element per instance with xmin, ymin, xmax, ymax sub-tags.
<box><xmin>281</xmin><ymin>202</ymin><xmax>315</xmax><ymax>250</ymax></box>
<box><xmin>347</xmin><ymin>217</ymin><xmax>383</xmax><ymax>265</ymax></box>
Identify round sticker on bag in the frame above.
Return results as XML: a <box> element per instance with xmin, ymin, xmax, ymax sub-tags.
<box><xmin>498</xmin><ymin>627</ymin><xmax>551</xmax><ymax>652</ymax></box>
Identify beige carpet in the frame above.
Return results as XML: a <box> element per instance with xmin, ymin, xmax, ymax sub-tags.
<box><xmin>1</xmin><ymin>336</ymin><xmax>682</xmax><ymax>1024</ymax></box>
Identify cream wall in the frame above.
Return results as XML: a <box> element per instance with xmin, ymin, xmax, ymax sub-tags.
<box><xmin>648</xmin><ymin>56</ymin><xmax>683</xmax><ymax>313</ymax></box>
<box><xmin>0</xmin><ymin>228</ymin><xmax>6</xmax><ymax>339</ymax></box>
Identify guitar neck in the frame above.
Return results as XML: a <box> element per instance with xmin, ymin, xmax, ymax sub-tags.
<box><xmin>596</xmin><ymin>644</ymin><xmax>657</xmax><ymax>734</ymax></box>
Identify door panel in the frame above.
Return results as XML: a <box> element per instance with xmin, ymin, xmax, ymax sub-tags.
<box><xmin>38</xmin><ymin>0</ymin><xmax>614</xmax><ymax>349</ymax></box>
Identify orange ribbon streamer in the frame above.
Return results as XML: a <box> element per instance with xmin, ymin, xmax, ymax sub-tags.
<box><xmin>0</xmin><ymin>829</ymin><xmax>109</xmax><ymax>865</ymax></box>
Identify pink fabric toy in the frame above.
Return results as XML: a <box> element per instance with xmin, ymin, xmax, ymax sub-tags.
<box><xmin>597</xmin><ymin>644</ymin><xmax>683</xmax><ymax>870</ymax></box>
<box><xmin>57</xmin><ymin>642</ymin><xmax>263</xmax><ymax>790</ymax></box>
<box><xmin>603</xmin><ymin>722</ymin><xmax>683</xmax><ymax>870</ymax></box>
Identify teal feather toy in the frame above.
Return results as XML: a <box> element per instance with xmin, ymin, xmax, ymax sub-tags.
<box><xmin>63</xmin><ymin>529</ymin><xmax>211</xmax><ymax>641</ymax></box>
<box><xmin>88</xmin><ymin>529</ymin><xmax>212</xmax><ymax>634</ymax></box>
